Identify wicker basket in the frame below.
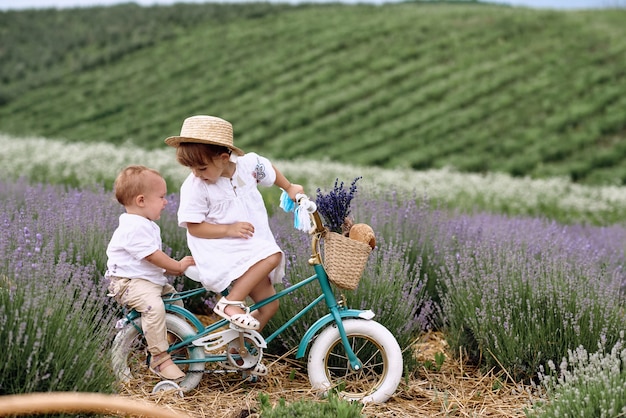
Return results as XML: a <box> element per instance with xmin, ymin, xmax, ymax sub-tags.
<box><xmin>322</xmin><ymin>231</ymin><xmax>372</xmax><ymax>290</ymax></box>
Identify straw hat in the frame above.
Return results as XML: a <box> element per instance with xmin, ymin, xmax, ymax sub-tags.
<box><xmin>164</xmin><ymin>115</ymin><xmax>244</xmax><ymax>156</ymax></box>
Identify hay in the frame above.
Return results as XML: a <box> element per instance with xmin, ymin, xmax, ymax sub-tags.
<box><xmin>118</xmin><ymin>332</ymin><xmax>539</xmax><ymax>417</ymax></box>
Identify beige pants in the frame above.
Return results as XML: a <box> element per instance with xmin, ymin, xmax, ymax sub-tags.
<box><xmin>108</xmin><ymin>277</ymin><xmax>182</xmax><ymax>355</ymax></box>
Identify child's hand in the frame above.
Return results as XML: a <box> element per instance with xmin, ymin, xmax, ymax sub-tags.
<box><xmin>177</xmin><ymin>256</ymin><xmax>195</xmax><ymax>275</ymax></box>
<box><xmin>228</xmin><ymin>222</ymin><xmax>255</xmax><ymax>239</ymax></box>
<box><xmin>286</xmin><ymin>183</ymin><xmax>305</xmax><ymax>201</ymax></box>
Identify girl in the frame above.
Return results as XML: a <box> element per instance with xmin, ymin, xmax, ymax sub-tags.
<box><xmin>165</xmin><ymin>115</ymin><xmax>304</xmax><ymax>334</ymax></box>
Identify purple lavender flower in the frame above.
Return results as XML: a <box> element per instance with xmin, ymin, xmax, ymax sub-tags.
<box><xmin>315</xmin><ymin>177</ymin><xmax>362</xmax><ymax>234</ymax></box>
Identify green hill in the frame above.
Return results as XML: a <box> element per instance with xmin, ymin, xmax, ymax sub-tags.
<box><xmin>1</xmin><ymin>1</ymin><xmax>625</xmax><ymax>185</ymax></box>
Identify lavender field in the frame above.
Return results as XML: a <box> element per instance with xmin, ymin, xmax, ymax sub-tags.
<box><xmin>1</xmin><ymin>136</ymin><xmax>626</xmax><ymax>416</ymax></box>
<box><xmin>4</xmin><ymin>134</ymin><xmax>626</xmax><ymax>225</ymax></box>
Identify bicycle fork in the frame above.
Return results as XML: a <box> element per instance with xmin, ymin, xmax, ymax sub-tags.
<box><xmin>316</xmin><ymin>264</ymin><xmax>363</xmax><ymax>371</ymax></box>
<box><xmin>329</xmin><ymin>306</ymin><xmax>363</xmax><ymax>371</ymax></box>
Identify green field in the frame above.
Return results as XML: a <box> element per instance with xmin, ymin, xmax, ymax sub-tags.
<box><xmin>1</xmin><ymin>1</ymin><xmax>625</xmax><ymax>185</ymax></box>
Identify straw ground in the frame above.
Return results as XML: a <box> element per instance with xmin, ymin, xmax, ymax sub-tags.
<box><xmin>118</xmin><ymin>325</ymin><xmax>540</xmax><ymax>418</ymax></box>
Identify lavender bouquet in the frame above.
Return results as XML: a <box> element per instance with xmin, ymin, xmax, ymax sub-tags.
<box><xmin>315</xmin><ymin>177</ymin><xmax>362</xmax><ymax>235</ymax></box>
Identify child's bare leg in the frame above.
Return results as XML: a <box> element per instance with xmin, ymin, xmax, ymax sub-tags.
<box><xmin>249</xmin><ymin>278</ymin><xmax>279</xmax><ymax>331</ymax></box>
<box><xmin>224</xmin><ymin>253</ymin><xmax>281</xmax><ymax>320</ymax></box>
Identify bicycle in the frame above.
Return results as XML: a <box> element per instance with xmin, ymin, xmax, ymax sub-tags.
<box><xmin>111</xmin><ymin>195</ymin><xmax>403</xmax><ymax>404</ymax></box>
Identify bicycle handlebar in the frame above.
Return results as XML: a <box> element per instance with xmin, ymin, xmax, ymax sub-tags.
<box><xmin>295</xmin><ymin>194</ymin><xmax>325</xmax><ymax>235</ymax></box>
<box><xmin>295</xmin><ymin>193</ymin><xmax>317</xmax><ymax>213</ymax></box>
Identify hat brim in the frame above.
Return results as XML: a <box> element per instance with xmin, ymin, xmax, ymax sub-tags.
<box><xmin>164</xmin><ymin>136</ymin><xmax>244</xmax><ymax>156</ymax></box>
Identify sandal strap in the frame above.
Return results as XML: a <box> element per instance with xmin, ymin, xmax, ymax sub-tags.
<box><xmin>150</xmin><ymin>353</ymin><xmax>172</xmax><ymax>368</ymax></box>
<box><xmin>214</xmin><ymin>297</ymin><xmax>259</xmax><ymax>330</ymax></box>
<box><xmin>217</xmin><ymin>297</ymin><xmax>250</xmax><ymax>314</ymax></box>
<box><xmin>230</xmin><ymin>313</ymin><xmax>258</xmax><ymax>327</ymax></box>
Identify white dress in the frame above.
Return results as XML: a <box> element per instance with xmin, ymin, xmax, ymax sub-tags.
<box><xmin>177</xmin><ymin>152</ymin><xmax>285</xmax><ymax>293</ymax></box>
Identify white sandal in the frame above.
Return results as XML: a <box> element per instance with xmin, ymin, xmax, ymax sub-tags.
<box><xmin>213</xmin><ymin>297</ymin><xmax>260</xmax><ymax>330</ymax></box>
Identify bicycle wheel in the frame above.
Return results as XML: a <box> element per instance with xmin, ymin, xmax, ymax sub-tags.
<box><xmin>111</xmin><ymin>313</ymin><xmax>205</xmax><ymax>391</ymax></box>
<box><xmin>307</xmin><ymin>319</ymin><xmax>403</xmax><ymax>404</ymax></box>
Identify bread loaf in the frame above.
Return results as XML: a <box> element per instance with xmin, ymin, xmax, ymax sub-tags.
<box><xmin>349</xmin><ymin>223</ymin><xmax>376</xmax><ymax>249</ymax></box>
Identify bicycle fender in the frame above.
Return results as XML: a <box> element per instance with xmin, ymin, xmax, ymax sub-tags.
<box><xmin>165</xmin><ymin>304</ymin><xmax>205</xmax><ymax>332</ymax></box>
<box><xmin>295</xmin><ymin>309</ymin><xmax>375</xmax><ymax>359</ymax></box>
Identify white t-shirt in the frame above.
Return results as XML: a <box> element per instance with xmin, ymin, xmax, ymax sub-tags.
<box><xmin>105</xmin><ymin>213</ymin><xmax>167</xmax><ymax>286</ymax></box>
<box><xmin>177</xmin><ymin>152</ymin><xmax>285</xmax><ymax>293</ymax></box>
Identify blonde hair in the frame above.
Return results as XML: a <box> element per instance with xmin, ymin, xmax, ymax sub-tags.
<box><xmin>114</xmin><ymin>165</ymin><xmax>162</xmax><ymax>206</ymax></box>
<box><xmin>175</xmin><ymin>142</ymin><xmax>231</xmax><ymax>168</ymax></box>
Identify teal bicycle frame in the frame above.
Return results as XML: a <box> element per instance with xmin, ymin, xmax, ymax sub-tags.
<box><xmin>120</xmin><ymin>209</ymin><xmax>370</xmax><ymax>371</ymax></box>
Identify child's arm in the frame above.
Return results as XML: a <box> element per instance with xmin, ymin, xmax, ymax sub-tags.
<box><xmin>145</xmin><ymin>251</ymin><xmax>195</xmax><ymax>276</ymax></box>
<box><xmin>187</xmin><ymin>222</ymin><xmax>254</xmax><ymax>240</ymax></box>
<box><xmin>273</xmin><ymin>165</ymin><xmax>304</xmax><ymax>200</ymax></box>
<box><xmin>185</xmin><ymin>163</ymin><xmax>303</xmax><ymax>240</ymax></box>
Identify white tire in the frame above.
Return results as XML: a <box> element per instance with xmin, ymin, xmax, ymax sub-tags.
<box><xmin>307</xmin><ymin>319</ymin><xmax>403</xmax><ymax>404</ymax></box>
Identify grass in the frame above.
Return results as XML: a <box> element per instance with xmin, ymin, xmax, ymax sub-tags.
<box><xmin>1</xmin><ymin>2</ymin><xmax>626</xmax><ymax>185</ymax></box>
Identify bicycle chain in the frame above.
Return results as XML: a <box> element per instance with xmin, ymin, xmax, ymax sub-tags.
<box><xmin>185</xmin><ymin>368</ymin><xmax>244</xmax><ymax>374</ymax></box>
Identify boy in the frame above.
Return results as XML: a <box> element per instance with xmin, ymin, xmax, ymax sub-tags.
<box><xmin>106</xmin><ymin>165</ymin><xmax>194</xmax><ymax>380</ymax></box>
